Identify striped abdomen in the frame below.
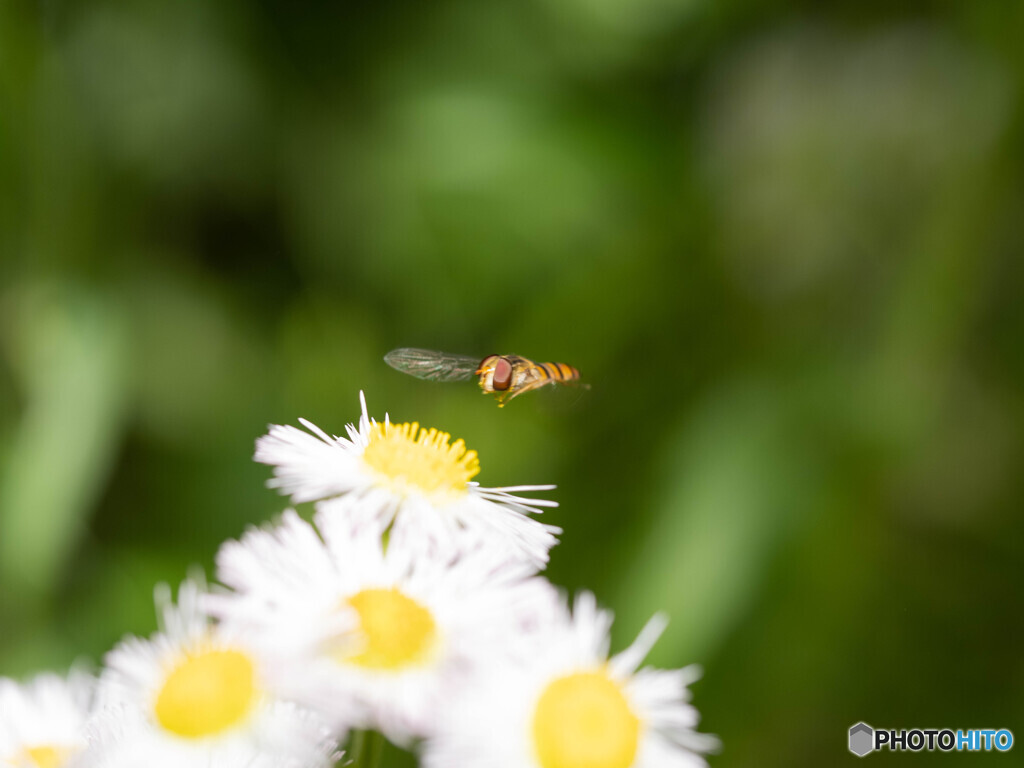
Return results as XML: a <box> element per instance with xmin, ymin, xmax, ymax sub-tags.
<box><xmin>530</xmin><ymin>359</ymin><xmax>581</xmax><ymax>384</ymax></box>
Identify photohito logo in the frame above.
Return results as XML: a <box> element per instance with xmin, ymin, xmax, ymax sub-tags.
<box><xmin>848</xmin><ymin>723</ymin><xmax>1013</xmax><ymax>756</ymax></box>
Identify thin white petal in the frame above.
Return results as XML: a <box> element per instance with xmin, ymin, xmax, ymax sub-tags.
<box><xmin>610</xmin><ymin>612</ymin><xmax>668</xmax><ymax>678</ymax></box>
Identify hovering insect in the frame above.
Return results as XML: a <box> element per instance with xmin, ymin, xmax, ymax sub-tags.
<box><xmin>384</xmin><ymin>348</ymin><xmax>584</xmax><ymax>407</ymax></box>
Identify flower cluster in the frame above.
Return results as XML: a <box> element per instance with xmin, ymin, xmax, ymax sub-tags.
<box><xmin>1</xmin><ymin>393</ymin><xmax>717</xmax><ymax>768</ymax></box>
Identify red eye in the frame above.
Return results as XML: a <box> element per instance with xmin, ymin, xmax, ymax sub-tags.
<box><xmin>492</xmin><ymin>358</ymin><xmax>513</xmax><ymax>391</ymax></box>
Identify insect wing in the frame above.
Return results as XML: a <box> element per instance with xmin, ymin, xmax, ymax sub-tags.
<box><xmin>384</xmin><ymin>348</ymin><xmax>480</xmax><ymax>383</ymax></box>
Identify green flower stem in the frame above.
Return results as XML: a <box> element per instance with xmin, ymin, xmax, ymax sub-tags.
<box><xmin>347</xmin><ymin>730</ymin><xmax>384</xmax><ymax>768</ymax></box>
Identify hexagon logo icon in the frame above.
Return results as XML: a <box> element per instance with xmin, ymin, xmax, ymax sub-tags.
<box><xmin>849</xmin><ymin>722</ymin><xmax>874</xmax><ymax>757</ymax></box>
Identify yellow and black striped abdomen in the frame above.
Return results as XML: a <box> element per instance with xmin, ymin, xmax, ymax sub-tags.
<box><xmin>534</xmin><ymin>360</ymin><xmax>581</xmax><ymax>383</ymax></box>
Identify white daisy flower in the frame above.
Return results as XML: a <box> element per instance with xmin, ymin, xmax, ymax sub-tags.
<box><xmin>73</xmin><ymin>702</ymin><xmax>336</xmax><ymax>768</ymax></box>
<box><xmin>91</xmin><ymin>579</ymin><xmax>338</xmax><ymax>768</ymax></box>
<box><xmin>205</xmin><ymin>508</ymin><xmax>560</xmax><ymax>745</ymax></box>
<box><xmin>0</xmin><ymin>670</ymin><xmax>93</xmax><ymax>768</ymax></box>
<box><xmin>424</xmin><ymin>592</ymin><xmax>720</xmax><ymax>768</ymax></box>
<box><xmin>254</xmin><ymin>392</ymin><xmax>561</xmax><ymax>568</ymax></box>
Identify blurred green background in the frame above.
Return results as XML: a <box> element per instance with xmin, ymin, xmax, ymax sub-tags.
<box><xmin>2</xmin><ymin>0</ymin><xmax>1023</xmax><ymax>764</ymax></box>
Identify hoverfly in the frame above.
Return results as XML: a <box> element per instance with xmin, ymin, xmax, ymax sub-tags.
<box><xmin>384</xmin><ymin>348</ymin><xmax>583</xmax><ymax>407</ymax></box>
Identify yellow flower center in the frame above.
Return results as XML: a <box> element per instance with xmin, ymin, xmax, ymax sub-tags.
<box><xmin>532</xmin><ymin>670</ymin><xmax>641</xmax><ymax>768</ymax></box>
<box><xmin>154</xmin><ymin>648</ymin><xmax>257</xmax><ymax>738</ymax></box>
<box><xmin>21</xmin><ymin>746</ymin><xmax>72</xmax><ymax>768</ymax></box>
<box><xmin>362</xmin><ymin>422</ymin><xmax>479</xmax><ymax>498</ymax></box>
<box><xmin>341</xmin><ymin>588</ymin><xmax>438</xmax><ymax>670</ymax></box>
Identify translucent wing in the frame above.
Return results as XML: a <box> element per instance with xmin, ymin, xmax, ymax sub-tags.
<box><xmin>384</xmin><ymin>348</ymin><xmax>481</xmax><ymax>383</ymax></box>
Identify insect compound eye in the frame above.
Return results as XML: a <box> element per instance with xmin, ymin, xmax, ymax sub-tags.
<box><xmin>492</xmin><ymin>357</ymin><xmax>513</xmax><ymax>391</ymax></box>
